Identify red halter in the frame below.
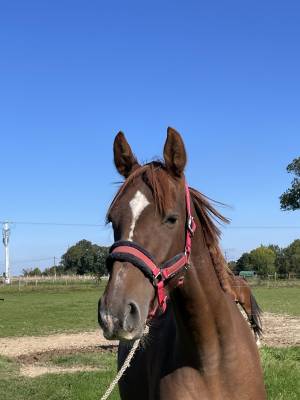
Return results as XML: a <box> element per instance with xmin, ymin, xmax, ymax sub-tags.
<box><xmin>106</xmin><ymin>183</ymin><xmax>196</xmax><ymax>317</ymax></box>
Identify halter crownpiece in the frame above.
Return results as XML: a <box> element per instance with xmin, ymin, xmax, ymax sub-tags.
<box><xmin>106</xmin><ymin>182</ymin><xmax>196</xmax><ymax>317</ymax></box>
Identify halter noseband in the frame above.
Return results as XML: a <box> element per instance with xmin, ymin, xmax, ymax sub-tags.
<box><xmin>106</xmin><ymin>183</ymin><xmax>196</xmax><ymax>317</ymax></box>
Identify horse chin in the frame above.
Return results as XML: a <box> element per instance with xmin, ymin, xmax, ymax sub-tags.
<box><xmin>116</xmin><ymin>327</ymin><xmax>145</xmax><ymax>341</ymax></box>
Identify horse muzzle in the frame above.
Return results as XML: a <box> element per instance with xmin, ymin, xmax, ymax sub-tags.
<box><xmin>98</xmin><ymin>296</ymin><xmax>143</xmax><ymax>341</ymax></box>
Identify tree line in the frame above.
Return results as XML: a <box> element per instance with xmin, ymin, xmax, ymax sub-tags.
<box><xmin>228</xmin><ymin>239</ymin><xmax>300</xmax><ymax>276</ymax></box>
<box><xmin>23</xmin><ymin>237</ymin><xmax>300</xmax><ymax>279</ymax></box>
<box><xmin>23</xmin><ymin>240</ymin><xmax>109</xmax><ymax>277</ymax></box>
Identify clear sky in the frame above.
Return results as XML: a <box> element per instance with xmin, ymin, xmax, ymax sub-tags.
<box><xmin>0</xmin><ymin>1</ymin><xmax>299</xmax><ymax>275</ymax></box>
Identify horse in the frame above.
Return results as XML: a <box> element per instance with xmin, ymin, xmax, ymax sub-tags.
<box><xmin>98</xmin><ymin>128</ymin><xmax>266</xmax><ymax>400</ymax></box>
<box><xmin>230</xmin><ymin>275</ymin><xmax>263</xmax><ymax>344</ymax></box>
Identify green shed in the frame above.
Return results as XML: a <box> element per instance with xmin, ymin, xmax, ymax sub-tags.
<box><xmin>239</xmin><ymin>270</ymin><xmax>257</xmax><ymax>278</ymax></box>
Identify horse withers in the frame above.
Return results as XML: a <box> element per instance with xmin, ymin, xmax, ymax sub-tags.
<box><xmin>98</xmin><ymin>128</ymin><xmax>266</xmax><ymax>400</ymax></box>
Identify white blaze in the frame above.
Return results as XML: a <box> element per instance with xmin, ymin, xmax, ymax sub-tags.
<box><xmin>128</xmin><ymin>190</ymin><xmax>150</xmax><ymax>241</ymax></box>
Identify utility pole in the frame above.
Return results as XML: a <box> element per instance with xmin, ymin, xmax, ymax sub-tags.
<box><xmin>224</xmin><ymin>250</ymin><xmax>228</xmax><ymax>262</ymax></box>
<box><xmin>2</xmin><ymin>222</ymin><xmax>11</xmax><ymax>284</ymax></box>
<box><xmin>54</xmin><ymin>256</ymin><xmax>57</xmax><ymax>280</ymax></box>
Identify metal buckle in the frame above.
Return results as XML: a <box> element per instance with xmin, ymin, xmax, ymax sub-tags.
<box><xmin>153</xmin><ymin>270</ymin><xmax>163</xmax><ymax>285</ymax></box>
<box><xmin>187</xmin><ymin>216</ymin><xmax>195</xmax><ymax>235</ymax></box>
<box><xmin>184</xmin><ymin>263</ymin><xmax>191</xmax><ymax>271</ymax></box>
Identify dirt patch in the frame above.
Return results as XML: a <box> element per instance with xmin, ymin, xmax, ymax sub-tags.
<box><xmin>0</xmin><ymin>313</ymin><xmax>298</xmax><ymax>378</ymax></box>
<box><xmin>16</xmin><ymin>346</ymin><xmax>116</xmax><ymax>378</ymax></box>
<box><xmin>0</xmin><ymin>331</ymin><xmax>118</xmax><ymax>358</ymax></box>
<box><xmin>261</xmin><ymin>312</ymin><xmax>300</xmax><ymax>347</ymax></box>
<box><xmin>17</xmin><ymin>345</ymin><xmax>116</xmax><ymax>365</ymax></box>
<box><xmin>20</xmin><ymin>365</ymin><xmax>103</xmax><ymax>378</ymax></box>
<box><xmin>0</xmin><ymin>313</ymin><xmax>298</xmax><ymax>361</ymax></box>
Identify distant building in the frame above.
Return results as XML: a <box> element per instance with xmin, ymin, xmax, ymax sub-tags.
<box><xmin>239</xmin><ymin>270</ymin><xmax>257</xmax><ymax>278</ymax></box>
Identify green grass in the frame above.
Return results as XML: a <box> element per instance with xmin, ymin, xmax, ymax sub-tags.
<box><xmin>0</xmin><ymin>284</ymin><xmax>299</xmax><ymax>337</ymax></box>
<box><xmin>0</xmin><ymin>354</ymin><xmax>120</xmax><ymax>400</ymax></box>
<box><xmin>261</xmin><ymin>347</ymin><xmax>300</xmax><ymax>399</ymax></box>
<box><xmin>0</xmin><ymin>347</ymin><xmax>299</xmax><ymax>400</ymax></box>
<box><xmin>1</xmin><ymin>284</ymin><xmax>298</xmax><ymax>399</ymax></box>
<box><xmin>0</xmin><ymin>284</ymin><xmax>105</xmax><ymax>337</ymax></box>
<box><xmin>0</xmin><ymin>356</ymin><xmax>19</xmax><ymax>380</ymax></box>
<box><xmin>253</xmin><ymin>287</ymin><xmax>300</xmax><ymax>316</ymax></box>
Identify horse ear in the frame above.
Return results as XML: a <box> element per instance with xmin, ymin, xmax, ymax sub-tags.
<box><xmin>113</xmin><ymin>132</ymin><xmax>140</xmax><ymax>178</ymax></box>
<box><xmin>163</xmin><ymin>127</ymin><xmax>187</xmax><ymax>177</ymax></box>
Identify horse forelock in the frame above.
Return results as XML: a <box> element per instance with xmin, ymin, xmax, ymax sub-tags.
<box><xmin>106</xmin><ymin>161</ymin><xmax>177</xmax><ymax>221</ymax></box>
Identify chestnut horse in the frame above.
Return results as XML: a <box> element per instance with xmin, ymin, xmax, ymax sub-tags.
<box><xmin>230</xmin><ymin>275</ymin><xmax>263</xmax><ymax>343</ymax></box>
<box><xmin>99</xmin><ymin>128</ymin><xmax>266</xmax><ymax>400</ymax></box>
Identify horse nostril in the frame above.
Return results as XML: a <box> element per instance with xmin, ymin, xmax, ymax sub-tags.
<box><xmin>124</xmin><ymin>301</ymin><xmax>140</xmax><ymax>333</ymax></box>
<box><xmin>129</xmin><ymin>302</ymin><xmax>138</xmax><ymax>316</ymax></box>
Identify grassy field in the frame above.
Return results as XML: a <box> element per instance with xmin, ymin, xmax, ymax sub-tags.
<box><xmin>0</xmin><ymin>284</ymin><xmax>105</xmax><ymax>337</ymax></box>
<box><xmin>0</xmin><ymin>284</ymin><xmax>299</xmax><ymax>399</ymax></box>
<box><xmin>261</xmin><ymin>347</ymin><xmax>300</xmax><ymax>400</ymax></box>
<box><xmin>0</xmin><ymin>347</ymin><xmax>299</xmax><ymax>400</ymax></box>
<box><xmin>253</xmin><ymin>287</ymin><xmax>300</xmax><ymax>316</ymax></box>
<box><xmin>0</xmin><ymin>352</ymin><xmax>119</xmax><ymax>400</ymax></box>
<box><xmin>0</xmin><ymin>284</ymin><xmax>299</xmax><ymax>337</ymax></box>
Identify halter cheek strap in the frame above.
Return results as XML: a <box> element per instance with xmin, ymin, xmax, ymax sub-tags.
<box><xmin>106</xmin><ymin>183</ymin><xmax>196</xmax><ymax>317</ymax></box>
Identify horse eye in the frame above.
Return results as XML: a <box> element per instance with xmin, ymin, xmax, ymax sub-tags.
<box><xmin>165</xmin><ymin>215</ymin><xmax>178</xmax><ymax>225</ymax></box>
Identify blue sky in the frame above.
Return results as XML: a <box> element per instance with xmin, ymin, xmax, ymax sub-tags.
<box><xmin>0</xmin><ymin>1</ymin><xmax>299</xmax><ymax>275</ymax></box>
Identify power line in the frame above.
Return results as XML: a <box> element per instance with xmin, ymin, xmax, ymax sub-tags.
<box><xmin>0</xmin><ymin>220</ymin><xmax>105</xmax><ymax>227</ymax></box>
<box><xmin>0</xmin><ymin>256</ymin><xmax>59</xmax><ymax>267</ymax></box>
<box><xmin>0</xmin><ymin>220</ymin><xmax>299</xmax><ymax>229</ymax></box>
<box><xmin>225</xmin><ymin>226</ymin><xmax>300</xmax><ymax>229</ymax></box>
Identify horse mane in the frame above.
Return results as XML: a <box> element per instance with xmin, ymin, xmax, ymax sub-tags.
<box><xmin>189</xmin><ymin>188</ymin><xmax>234</xmax><ymax>291</ymax></box>
<box><xmin>107</xmin><ymin>162</ymin><xmax>234</xmax><ymax>291</ymax></box>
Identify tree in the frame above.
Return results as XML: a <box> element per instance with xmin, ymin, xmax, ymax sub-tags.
<box><xmin>248</xmin><ymin>246</ymin><xmax>276</xmax><ymax>276</ymax></box>
<box><xmin>22</xmin><ymin>267</ymin><xmax>42</xmax><ymax>277</ymax></box>
<box><xmin>43</xmin><ymin>265</ymin><xmax>64</xmax><ymax>276</ymax></box>
<box><xmin>228</xmin><ymin>260</ymin><xmax>237</xmax><ymax>273</ymax></box>
<box><xmin>283</xmin><ymin>239</ymin><xmax>300</xmax><ymax>274</ymax></box>
<box><xmin>236</xmin><ymin>246</ymin><xmax>276</xmax><ymax>275</ymax></box>
<box><xmin>61</xmin><ymin>240</ymin><xmax>109</xmax><ymax>275</ymax></box>
<box><xmin>267</xmin><ymin>244</ymin><xmax>280</xmax><ymax>255</ymax></box>
<box><xmin>267</xmin><ymin>244</ymin><xmax>289</xmax><ymax>274</ymax></box>
<box><xmin>280</xmin><ymin>157</ymin><xmax>300</xmax><ymax>211</ymax></box>
<box><xmin>235</xmin><ymin>252</ymin><xmax>253</xmax><ymax>273</ymax></box>
<box><xmin>235</xmin><ymin>241</ymin><xmax>300</xmax><ymax>276</ymax></box>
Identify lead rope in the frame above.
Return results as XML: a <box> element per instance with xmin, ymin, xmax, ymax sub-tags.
<box><xmin>99</xmin><ymin>325</ymin><xmax>149</xmax><ymax>400</ymax></box>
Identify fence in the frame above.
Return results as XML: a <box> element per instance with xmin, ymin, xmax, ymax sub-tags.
<box><xmin>0</xmin><ymin>274</ymin><xmax>109</xmax><ymax>290</ymax></box>
<box><xmin>0</xmin><ymin>273</ymin><xmax>299</xmax><ymax>291</ymax></box>
<box><xmin>243</xmin><ymin>273</ymin><xmax>300</xmax><ymax>288</ymax></box>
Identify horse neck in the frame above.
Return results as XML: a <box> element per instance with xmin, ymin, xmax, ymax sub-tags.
<box><xmin>171</xmin><ymin>219</ymin><xmax>234</xmax><ymax>358</ymax></box>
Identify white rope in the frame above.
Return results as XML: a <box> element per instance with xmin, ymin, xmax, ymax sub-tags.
<box><xmin>99</xmin><ymin>326</ymin><xmax>149</xmax><ymax>400</ymax></box>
